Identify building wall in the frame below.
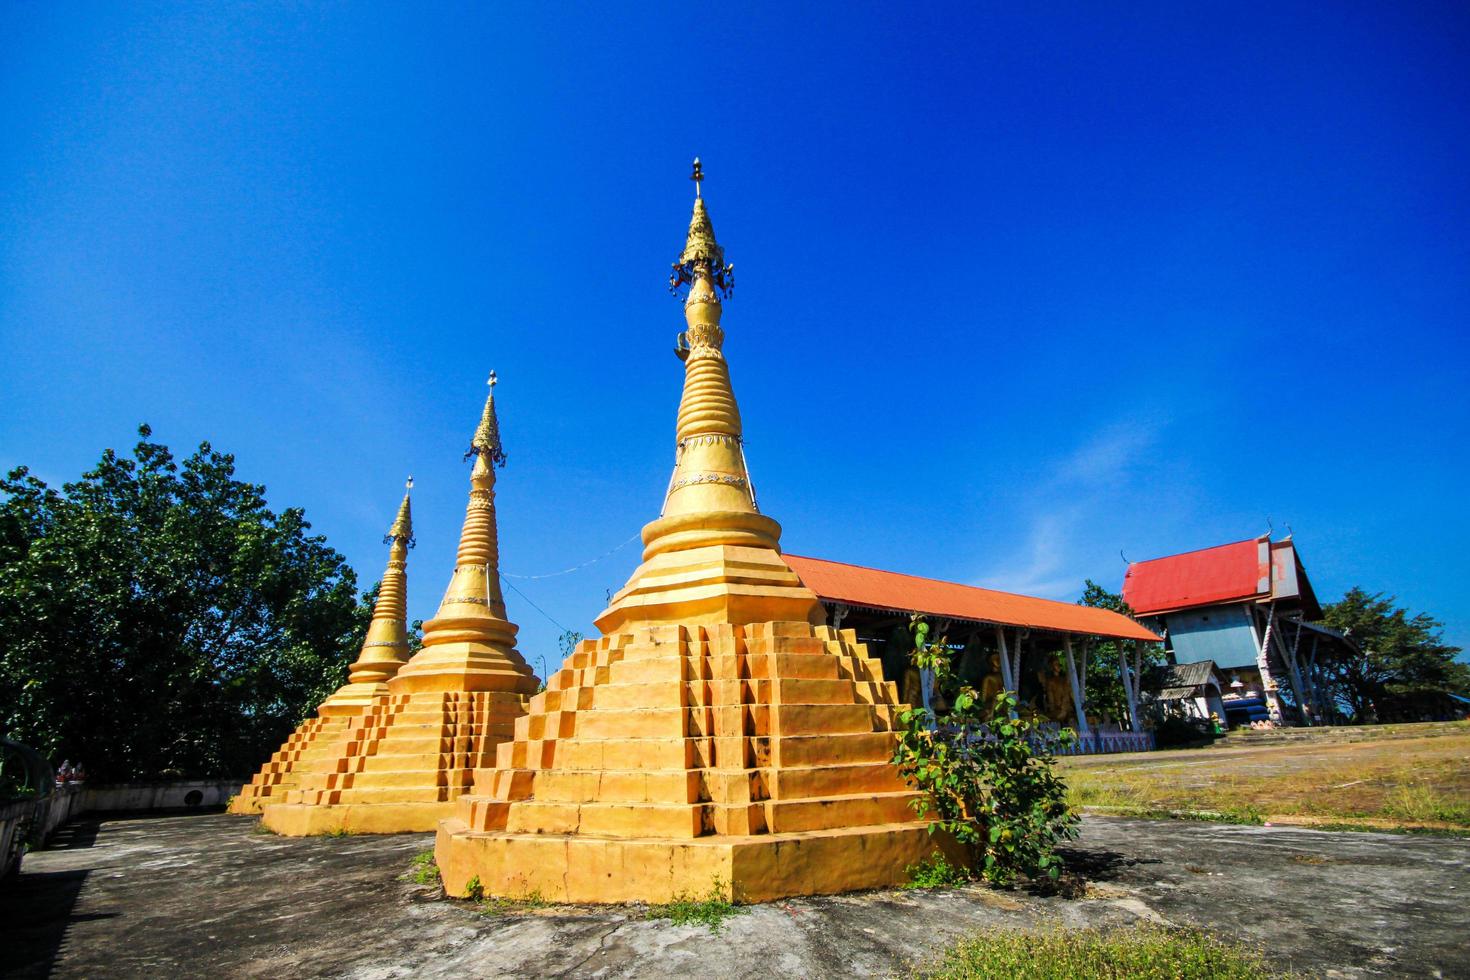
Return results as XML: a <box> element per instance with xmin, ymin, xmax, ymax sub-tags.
<box><xmin>1165</xmin><ymin>604</ymin><xmax>1260</xmax><ymax>669</ymax></box>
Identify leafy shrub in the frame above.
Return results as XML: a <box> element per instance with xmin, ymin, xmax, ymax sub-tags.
<box><xmin>893</xmin><ymin>618</ymin><xmax>1079</xmax><ymax>885</ymax></box>
<box><xmin>904</xmin><ymin>853</ymin><xmax>972</xmax><ymax>889</ymax></box>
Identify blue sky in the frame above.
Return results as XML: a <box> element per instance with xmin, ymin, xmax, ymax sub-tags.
<box><xmin>3</xmin><ymin>3</ymin><xmax>1467</xmax><ymax>670</ymax></box>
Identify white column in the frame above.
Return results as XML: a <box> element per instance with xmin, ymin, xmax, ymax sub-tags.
<box><xmin>1254</xmin><ymin>604</ymin><xmax>1286</xmax><ymax>724</ymax></box>
<box><xmin>1119</xmin><ymin>642</ymin><xmax>1139</xmax><ymax>731</ymax></box>
<box><xmin>1063</xmin><ymin>636</ymin><xmax>1090</xmax><ymax>737</ymax></box>
<box><xmin>994</xmin><ymin>625</ymin><xmax>1014</xmax><ymax>693</ymax></box>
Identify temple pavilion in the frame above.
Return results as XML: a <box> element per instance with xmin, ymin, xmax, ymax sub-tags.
<box><xmin>1123</xmin><ymin>533</ymin><xmax>1356</xmax><ymax>727</ymax></box>
<box><xmin>785</xmin><ymin>555</ymin><xmax>1160</xmax><ymax>750</ymax></box>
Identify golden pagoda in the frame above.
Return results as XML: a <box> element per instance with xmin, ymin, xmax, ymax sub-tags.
<box><xmin>229</xmin><ymin>483</ymin><xmax>416</xmax><ymax>815</ymax></box>
<box><xmin>434</xmin><ymin>163</ymin><xmax>938</xmax><ymax>903</ymax></box>
<box><xmin>260</xmin><ymin>378</ymin><xmax>539</xmax><ymax>835</ymax></box>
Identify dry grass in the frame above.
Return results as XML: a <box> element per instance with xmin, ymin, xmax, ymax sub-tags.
<box><xmin>915</xmin><ymin>923</ymin><xmax>1282</xmax><ymax>979</ymax></box>
<box><xmin>1061</xmin><ymin>731</ymin><xmax>1470</xmax><ymax>830</ymax></box>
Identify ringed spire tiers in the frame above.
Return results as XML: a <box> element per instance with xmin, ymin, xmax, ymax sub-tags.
<box><xmin>436</xmin><ymin>164</ymin><xmax>940</xmax><ymax>903</ymax></box>
<box><xmin>390</xmin><ymin>373</ymin><xmax>531</xmax><ymax>693</ymax></box>
<box><xmin>595</xmin><ymin>162</ymin><xmax>824</xmax><ymax>633</ymax></box>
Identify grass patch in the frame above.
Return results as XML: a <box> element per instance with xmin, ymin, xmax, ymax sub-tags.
<box><xmin>325</xmin><ymin>826</ymin><xmax>353</xmax><ymax>838</ymax></box>
<box><xmin>476</xmin><ymin>889</ymin><xmax>550</xmax><ymax>916</ymax></box>
<box><xmin>405</xmin><ymin>850</ymin><xmax>439</xmax><ymax>886</ymax></box>
<box><xmin>904</xmin><ymin>853</ymin><xmax>972</xmax><ymax>889</ymax></box>
<box><xmin>1061</xmin><ymin>731</ymin><xmax>1470</xmax><ymax>830</ymax></box>
<box><xmin>646</xmin><ymin>876</ymin><xmax>745</xmax><ymax>933</ymax></box>
<box><xmin>916</xmin><ymin>923</ymin><xmax>1282</xmax><ymax>979</ymax></box>
<box><xmin>1383</xmin><ymin>783</ymin><xmax>1470</xmax><ymax>825</ymax></box>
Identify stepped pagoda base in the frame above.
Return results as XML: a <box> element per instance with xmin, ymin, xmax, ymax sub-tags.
<box><xmin>435</xmin><ymin>821</ymin><xmax>944</xmax><ymax>904</ymax></box>
<box><xmin>228</xmin><ymin>713</ymin><xmax>362</xmax><ymax>815</ymax></box>
<box><xmin>258</xmin><ymin>689</ymin><xmax>527</xmax><ymax>837</ymax></box>
<box><xmin>435</xmin><ymin>620</ymin><xmax>943</xmax><ymax>902</ymax></box>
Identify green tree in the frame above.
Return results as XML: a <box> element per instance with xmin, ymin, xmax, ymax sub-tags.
<box><xmin>1077</xmin><ymin>579</ymin><xmax>1162</xmax><ymax>728</ymax></box>
<box><xmin>0</xmin><ymin>426</ymin><xmax>369</xmax><ymax>780</ymax></box>
<box><xmin>1319</xmin><ymin>587</ymin><xmax>1467</xmax><ymax>721</ymax></box>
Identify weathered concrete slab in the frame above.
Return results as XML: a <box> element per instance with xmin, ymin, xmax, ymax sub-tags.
<box><xmin>2</xmin><ymin>812</ymin><xmax>1466</xmax><ymax>978</ymax></box>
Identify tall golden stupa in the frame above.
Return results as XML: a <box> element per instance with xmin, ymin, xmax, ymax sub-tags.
<box><xmin>260</xmin><ymin>379</ymin><xmax>540</xmax><ymax>835</ymax></box>
<box><xmin>229</xmin><ymin>483</ymin><xmax>416</xmax><ymax>815</ymax></box>
<box><xmin>434</xmin><ymin>164</ymin><xmax>937</xmax><ymax>903</ymax></box>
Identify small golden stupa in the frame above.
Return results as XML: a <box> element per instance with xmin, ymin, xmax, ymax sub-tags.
<box><xmin>229</xmin><ymin>483</ymin><xmax>416</xmax><ymax>815</ymax></box>
<box><xmin>434</xmin><ymin>163</ymin><xmax>937</xmax><ymax>903</ymax></box>
<box><xmin>260</xmin><ymin>379</ymin><xmax>539</xmax><ymax>835</ymax></box>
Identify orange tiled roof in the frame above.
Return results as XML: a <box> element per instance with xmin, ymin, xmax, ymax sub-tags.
<box><xmin>784</xmin><ymin>554</ymin><xmax>1159</xmax><ymax>642</ymax></box>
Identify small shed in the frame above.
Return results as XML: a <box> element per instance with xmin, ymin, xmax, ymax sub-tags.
<box><xmin>1148</xmin><ymin>659</ymin><xmax>1227</xmax><ymax>722</ymax></box>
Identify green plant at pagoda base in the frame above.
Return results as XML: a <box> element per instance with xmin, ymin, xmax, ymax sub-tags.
<box><xmin>893</xmin><ymin>617</ymin><xmax>1079</xmax><ymax>886</ymax></box>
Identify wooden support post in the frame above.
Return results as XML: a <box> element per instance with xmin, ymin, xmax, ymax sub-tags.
<box><xmin>1063</xmin><ymin>636</ymin><xmax>1090</xmax><ymax>737</ymax></box>
<box><xmin>1011</xmin><ymin>629</ymin><xmax>1026</xmax><ymax>699</ymax></box>
<box><xmin>1280</xmin><ymin>619</ymin><xmax>1311</xmax><ymax>726</ymax></box>
<box><xmin>1304</xmin><ymin>632</ymin><xmax>1328</xmax><ymax>723</ymax></box>
<box><xmin>1078</xmin><ymin>638</ymin><xmax>1089</xmax><ymax>701</ymax></box>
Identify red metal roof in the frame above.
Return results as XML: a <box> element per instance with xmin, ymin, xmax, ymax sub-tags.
<box><xmin>1122</xmin><ymin>538</ymin><xmax>1268</xmax><ymax>616</ymax></box>
<box><xmin>784</xmin><ymin>554</ymin><xmax>1159</xmax><ymax>642</ymax></box>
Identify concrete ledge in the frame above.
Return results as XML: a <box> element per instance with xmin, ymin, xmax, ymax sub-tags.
<box><xmin>261</xmin><ymin>800</ymin><xmax>455</xmax><ymax>836</ymax></box>
<box><xmin>434</xmin><ymin>819</ymin><xmax>950</xmax><ymax>903</ymax></box>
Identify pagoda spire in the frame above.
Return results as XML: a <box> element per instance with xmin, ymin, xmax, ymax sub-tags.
<box><xmin>661</xmin><ymin>160</ymin><xmax>755</xmax><ymax>522</ymax></box>
<box><xmin>595</xmin><ymin>161</ymin><xmax>821</xmax><ymax>631</ymax></box>
<box><xmin>317</xmin><ymin>479</ymin><xmax>415</xmax><ymax>715</ymax></box>
<box><xmin>389</xmin><ymin>375</ymin><xmax>536</xmax><ymax>694</ymax></box>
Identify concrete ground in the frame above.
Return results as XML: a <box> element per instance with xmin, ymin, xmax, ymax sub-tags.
<box><xmin>3</xmin><ymin>812</ymin><xmax>1467</xmax><ymax>979</ymax></box>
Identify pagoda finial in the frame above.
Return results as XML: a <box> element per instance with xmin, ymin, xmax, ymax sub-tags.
<box><xmin>670</xmin><ymin>159</ymin><xmax>734</xmax><ymax>299</ymax></box>
<box><xmin>468</xmin><ymin>372</ymin><xmax>507</xmax><ymax>467</ymax></box>
<box><xmin>386</xmin><ymin>478</ymin><xmax>415</xmax><ymax>547</ymax></box>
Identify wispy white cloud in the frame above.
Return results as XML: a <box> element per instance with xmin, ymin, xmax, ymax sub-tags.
<box><xmin>1054</xmin><ymin>419</ymin><xmax>1159</xmax><ymax>486</ymax></box>
<box><xmin>973</xmin><ymin>415</ymin><xmax>1163</xmax><ymax>600</ymax></box>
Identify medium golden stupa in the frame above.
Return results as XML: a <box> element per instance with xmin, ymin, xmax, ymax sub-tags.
<box><xmin>229</xmin><ymin>484</ymin><xmax>417</xmax><ymax>815</ymax></box>
<box><xmin>434</xmin><ymin>164</ymin><xmax>937</xmax><ymax>903</ymax></box>
<box><xmin>260</xmin><ymin>379</ymin><xmax>539</xmax><ymax>835</ymax></box>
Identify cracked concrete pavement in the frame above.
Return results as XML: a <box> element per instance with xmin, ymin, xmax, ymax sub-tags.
<box><xmin>3</xmin><ymin>812</ymin><xmax>1466</xmax><ymax>978</ymax></box>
